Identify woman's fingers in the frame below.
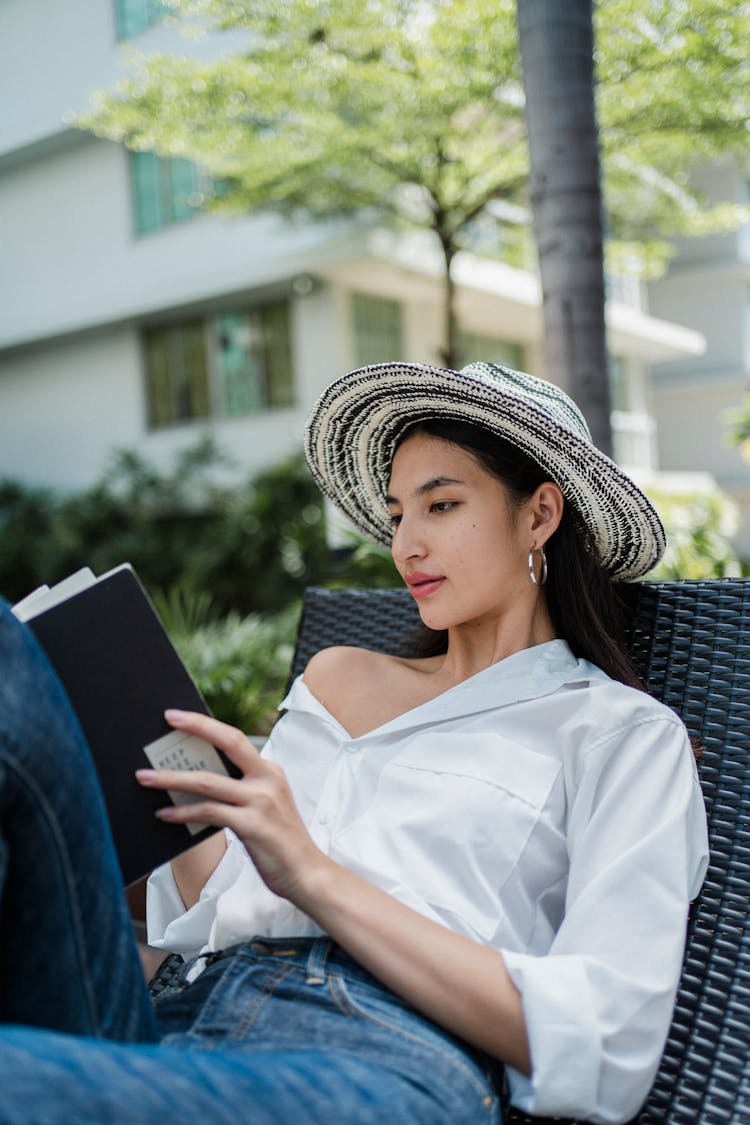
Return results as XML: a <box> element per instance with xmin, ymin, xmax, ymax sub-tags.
<box><xmin>135</xmin><ymin>710</ymin><xmax>271</xmax><ymax>808</ymax></box>
<box><xmin>154</xmin><ymin>799</ymin><xmax>246</xmax><ymax>832</ymax></box>
<box><xmin>135</xmin><ymin>709</ymin><xmax>321</xmax><ymax>900</ymax></box>
<box><xmin>136</xmin><ymin>765</ymin><xmax>250</xmax><ymax>806</ymax></box>
<box><xmin>163</xmin><ymin>709</ymin><xmax>263</xmax><ymax>774</ymax></box>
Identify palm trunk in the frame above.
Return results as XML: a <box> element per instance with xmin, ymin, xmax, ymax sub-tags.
<box><xmin>439</xmin><ymin>236</ymin><xmax>457</xmax><ymax>369</ymax></box>
<box><xmin>517</xmin><ymin>0</ymin><xmax>612</xmax><ymax>455</ymax></box>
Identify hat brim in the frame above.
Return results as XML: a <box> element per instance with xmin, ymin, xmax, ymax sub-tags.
<box><xmin>305</xmin><ymin>362</ymin><xmax>665</xmax><ymax>581</ymax></box>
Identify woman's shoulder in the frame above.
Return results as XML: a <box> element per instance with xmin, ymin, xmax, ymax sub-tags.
<box><xmin>303</xmin><ymin>645</ymin><xmax>441</xmax><ymax>738</ymax></box>
<box><xmin>304</xmin><ymin>644</ymin><xmax>390</xmax><ymax>685</ymax></box>
<box><xmin>306</xmin><ymin>644</ymin><xmax>438</xmax><ymax>681</ymax></box>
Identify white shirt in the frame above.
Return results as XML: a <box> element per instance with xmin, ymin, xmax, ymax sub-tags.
<box><xmin>147</xmin><ymin>639</ymin><xmax>708</xmax><ymax>1124</ymax></box>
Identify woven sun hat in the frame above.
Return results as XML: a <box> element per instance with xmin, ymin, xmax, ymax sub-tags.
<box><xmin>304</xmin><ymin>360</ymin><xmax>665</xmax><ymax>581</ymax></box>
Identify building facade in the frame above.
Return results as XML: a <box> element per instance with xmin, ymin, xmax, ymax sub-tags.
<box><xmin>1</xmin><ymin>0</ymin><xmax>704</xmax><ymax>505</ymax></box>
<box><xmin>648</xmin><ymin>163</ymin><xmax>750</xmax><ymax>554</ymax></box>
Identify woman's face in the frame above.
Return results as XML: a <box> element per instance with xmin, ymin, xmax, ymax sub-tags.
<box><xmin>386</xmin><ymin>432</ymin><xmax>535</xmax><ymax>632</ymax></box>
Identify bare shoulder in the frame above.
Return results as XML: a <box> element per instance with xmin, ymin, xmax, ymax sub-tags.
<box><xmin>303</xmin><ymin>645</ymin><xmax>439</xmax><ymax>738</ymax></box>
<box><xmin>304</xmin><ymin>645</ymin><xmax>392</xmax><ymax>702</ymax></box>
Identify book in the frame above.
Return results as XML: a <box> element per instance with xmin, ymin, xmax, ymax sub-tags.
<box><xmin>13</xmin><ymin>564</ymin><xmax>242</xmax><ymax>887</ymax></box>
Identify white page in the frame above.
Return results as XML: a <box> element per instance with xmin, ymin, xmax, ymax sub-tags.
<box><xmin>143</xmin><ymin>729</ymin><xmax>229</xmax><ymax>836</ymax></box>
<box><xmin>12</xmin><ymin>567</ymin><xmax>97</xmax><ymax>623</ymax></box>
<box><xmin>10</xmin><ymin>585</ymin><xmax>50</xmax><ymax>620</ymax></box>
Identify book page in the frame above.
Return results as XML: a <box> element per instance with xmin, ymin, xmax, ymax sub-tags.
<box><xmin>143</xmin><ymin>729</ymin><xmax>230</xmax><ymax>836</ymax></box>
<box><xmin>12</xmin><ymin>568</ymin><xmax>96</xmax><ymax>622</ymax></box>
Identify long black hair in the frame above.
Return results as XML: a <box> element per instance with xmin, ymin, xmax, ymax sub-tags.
<box><xmin>397</xmin><ymin>419</ymin><xmax>642</xmax><ymax>690</ymax></box>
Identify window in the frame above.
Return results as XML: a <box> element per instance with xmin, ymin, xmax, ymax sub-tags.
<box><xmin>608</xmin><ymin>355</ymin><xmax>629</xmax><ymax>413</ymax></box>
<box><xmin>352</xmin><ymin>294</ymin><xmax>403</xmax><ymax>367</ymax></box>
<box><xmin>456</xmin><ymin>330</ymin><xmax>524</xmax><ymax>370</ymax></box>
<box><xmin>115</xmin><ymin>0</ymin><xmax>169</xmax><ymax>39</ymax></box>
<box><xmin>144</xmin><ymin>302</ymin><xmax>294</xmax><ymax>429</ymax></box>
<box><xmin>131</xmin><ymin>152</ymin><xmax>208</xmax><ymax>235</ymax></box>
<box><xmin>605</xmin><ymin>273</ymin><xmax>643</xmax><ymax>310</ymax></box>
<box><xmin>144</xmin><ymin>319</ymin><xmax>210</xmax><ymax>428</ymax></box>
<box><xmin>216</xmin><ymin>304</ymin><xmax>294</xmax><ymax>417</ymax></box>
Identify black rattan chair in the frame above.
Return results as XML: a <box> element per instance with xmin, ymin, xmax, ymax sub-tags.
<box><xmin>151</xmin><ymin>579</ymin><xmax>750</xmax><ymax>1122</ymax></box>
<box><xmin>287</xmin><ymin>581</ymin><xmax>750</xmax><ymax>1124</ymax></box>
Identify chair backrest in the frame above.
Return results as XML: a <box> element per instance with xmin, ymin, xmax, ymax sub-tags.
<box><xmin>290</xmin><ymin>580</ymin><xmax>750</xmax><ymax>1124</ymax></box>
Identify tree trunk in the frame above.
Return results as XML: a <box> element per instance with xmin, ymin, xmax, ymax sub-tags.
<box><xmin>437</xmin><ymin>232</ymin><xmax>457</xmax><ymax>369</ymax></box>
<box><xmin>517</xmin><ymin>0</ymin><xmax>612</xmax><ymax>455</ymax></box>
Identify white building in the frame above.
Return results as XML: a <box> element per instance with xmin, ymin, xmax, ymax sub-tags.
<box><xmin>0</xmin><ymin>0</ymin><xmax>704</xmax><ymax>500</ymax></box>
<box><xmin>648</xmin><ymin>163</ymin><xmax>750</xmax><ymax>554</ymax></box>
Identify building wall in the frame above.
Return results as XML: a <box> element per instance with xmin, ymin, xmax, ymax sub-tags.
<box><xmin>0</xmin><ymin>1</ymin><xmax>708</xmax><ymax>506</ymax></box>
<box><xmin>0</xmin><ymin>0</ymin><xmax>116</xmax><ymax>156</ymax></box>
<box><xmin>649</xmin><ymin>162</ymin><xmax>750</xmax><ymax>553</ymax></box>
<box><xmin>0</xmin><ymin>129</ymin><xmax>356</xmax><ymax>352</ymax></box>
<box><xmin>0</xmin><ymin>328</ymin><xmax>142</xmax><ymax>488</ymax></box>
<box><xmin>0</xmin><ymin>284</ymin><xmax>347</xmax><ymax>492</ymax></box>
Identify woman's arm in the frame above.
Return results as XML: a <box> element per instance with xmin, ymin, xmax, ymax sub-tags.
<box><xmin>136</xmin><ymin>708</ymin><xmax>531</xmax><ymax>1074</ymax></box>
<box><xmin>294</xmin><ymin>844</ymin><xmax>531</xmax><ymax>1073</ymax></box>
<box><xmin>169</xmin><ymin>831</ymin><xmax>228</xmax><ymax>910</ymax></box>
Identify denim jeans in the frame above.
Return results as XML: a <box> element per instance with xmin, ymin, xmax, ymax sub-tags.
<box><xmin>0</xmin><ymin>602</ymin><xmax>503</xmax><ymax>1124</ymax></box>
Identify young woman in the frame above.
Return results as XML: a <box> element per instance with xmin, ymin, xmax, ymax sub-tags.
<box><xmin>0</xmin><ymin>361</ymin><xmax>707</xmax><ymax>1124</ymax></box>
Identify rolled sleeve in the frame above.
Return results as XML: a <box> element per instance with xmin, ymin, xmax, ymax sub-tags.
<box><xmin>504</xmin><ymin>951</ymin><xmax>600</xmax><ymax>1114</ymax></box>
<box><xmin>503</xmin><ymin>714</ymin><xmax>708</xmax><ymax>1123</ymax></box>
<box><xmin>146</xmin><ymin>830</ymin><xmax>248</xmax><ymax>958</ymax></box>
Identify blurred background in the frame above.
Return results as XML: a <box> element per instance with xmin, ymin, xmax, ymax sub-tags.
<box><xmin>1</xmin><ymin>0</ymin><xmax>748</xmax><ymax>729</ymax></box>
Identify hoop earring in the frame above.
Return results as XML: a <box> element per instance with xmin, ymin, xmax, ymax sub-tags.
<box><xmin>528</xmin><ymin>545</ymin><xmax>548</xmax><ymax>587</ymax></box>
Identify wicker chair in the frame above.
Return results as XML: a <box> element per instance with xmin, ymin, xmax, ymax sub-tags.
<box><xmin>154</xmin><ymin>580</ymin><xmax>750</xmax><ymax>1123</ymax></box>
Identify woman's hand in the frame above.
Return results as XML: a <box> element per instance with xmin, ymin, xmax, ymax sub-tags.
<box><xmin>137</xmin><ymin>713</ymin><xmax>531</xmax><ymax>1073</ymax></box>
<box><xmin>135</xmin><ymin>709</ymin><xmax>325</xmax><ymax>901</ymax></box>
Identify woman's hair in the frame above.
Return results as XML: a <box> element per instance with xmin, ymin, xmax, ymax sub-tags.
<box><xmin>397</xmin><ymin>419</ymin><xmax>643</xmax><ymax>690</ymax></box>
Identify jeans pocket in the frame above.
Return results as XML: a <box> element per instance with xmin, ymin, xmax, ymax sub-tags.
<box><xmin>328</xmin><ymin>972</ymin><xmax>499</xmax><ymax>1111</ymax></box>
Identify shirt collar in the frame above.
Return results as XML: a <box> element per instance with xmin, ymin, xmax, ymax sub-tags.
<box><xmin>280</xmin><ymin>639</ymin><xmax>604</xmax><ymax>740</ymax></box>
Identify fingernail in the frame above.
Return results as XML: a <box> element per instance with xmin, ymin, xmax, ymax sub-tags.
<box><xmin>135</xmin><ymin>769</ymin><xmax>156</xmax><ymax>783</ymax></box>
<box><xmin>165</xmin><ymin>709</ymin><xmax>188</xmax><ymax>726</ymax></box>
<box><xmin>155</xmin><ymin>807</ymin><xmax>177</xmax><ymax>820</ymax></box>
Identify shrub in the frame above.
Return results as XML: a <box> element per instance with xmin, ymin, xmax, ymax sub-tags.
<box><xmin>156</xmin><ymin>589</ymin><xmax>301</xmax><ymax>735</ymax></box>
<box><xmin>185</xmin><ymin>455</ymin><xmax>331</xmax><ymax>615</ymax></box>
<box><xmin>0</xmin><ymin>441</ymin><xmax>332</xmax><ymax>614</ymax></box>
<box><xmin>645</xmin><ymin>482</ymin><xmax>741</xmax><ymax>581</ymax></box>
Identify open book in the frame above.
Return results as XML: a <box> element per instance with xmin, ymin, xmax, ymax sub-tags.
<box><xmin>13</xmin><ymin>564</ymin><xmax>241</xmax><ymax>886</ymax></box>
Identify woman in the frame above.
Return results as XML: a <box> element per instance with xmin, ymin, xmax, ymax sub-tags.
<box><xmin>0</xmin><ymin>361</ymin><xmax>707</xmax><ymax>1124</ymax></box>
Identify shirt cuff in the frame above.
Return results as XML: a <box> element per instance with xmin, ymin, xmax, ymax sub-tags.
<box><xmin>146</xmin><ymin>830</ymin><xmax>246</xmax><ymax>957</ymax></box>
<box><xmin>503</xmin><ymin>950</ymin><xmax>601</xmax><ymax>1118</ymax></box>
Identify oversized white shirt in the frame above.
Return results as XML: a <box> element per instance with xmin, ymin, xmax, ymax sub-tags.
<box><xmin>147</xmin><ymin>639</ymin><xmax>708</xmax><ymax>1123</ymax></box>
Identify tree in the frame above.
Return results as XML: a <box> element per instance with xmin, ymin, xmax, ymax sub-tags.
<box><xmin>81</xmin><ymin>0</ymin><xmax>749</xmax><ymax>418</ymax></box>
<box><xmin>594</xmin><ymin>0</ymin><xmax>749</xmax><ymax>274</ymax></box>
<box><xmin>517</xmin><ymin>0</ymin><xmax>611</xmax><ymax>451</ymax></box>
<box><xmin>85</xmin><ymin>0</ymin><xmax>528</xmax><ymax>369</ymax></box>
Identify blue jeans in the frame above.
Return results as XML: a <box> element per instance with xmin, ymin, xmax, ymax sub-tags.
<box><xmin>0</xmin><ymin>603</ymin><xmax>503</xmax><ymax>1123</ymax></box>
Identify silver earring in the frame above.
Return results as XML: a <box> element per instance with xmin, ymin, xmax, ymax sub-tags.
<box><xmin>528</xmin><ymin>545</ymin><xmax>548</xmax><ymax>587</ymax></box>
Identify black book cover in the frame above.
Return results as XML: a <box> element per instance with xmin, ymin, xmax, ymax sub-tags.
<box><xmin>25</xmin><ymin>566</ymin><xmax>240</xmax><ymax>886</ymax></box>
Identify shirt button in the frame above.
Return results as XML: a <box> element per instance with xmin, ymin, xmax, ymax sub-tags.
<box><xmin>344</xmin><ymin>741</ymin><xmax>360</xmax><ymax>754</ymax></box>
<box><xmin>318</xmin><ymin>811</ymin><xmax>331</xmax><ymax>825</ymax></box>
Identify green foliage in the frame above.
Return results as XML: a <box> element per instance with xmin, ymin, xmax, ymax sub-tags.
<box><xmin>646</xmin><ymin>482</ymin><xmax>741</xmax><ymax>580</ymax></box>
<box><xmin>185</xmin><ymin>455</ymin><xmax>331</xmax><ymax>615</ymax></box>
<box><xmin>595</xmin><ymin>0</ymin><xmax>750</xmax><ymax>265</ymax></box>
<box><xmin>82</xmin><ymin>0</ymin><xmax>526</xmax><ymax>249</ymax></box>
<box><xmin>0</xmin><ymin>481</ymin><xmax>58</xmax><ymax>600</ymax></box>
<box><xmin>0</xmin><ymin>440</ymin><xmax>331</xmax><ymax>613</ymax></box>
<box><xmin>0</xmin><ymin>444</ymin><xmax>408</xmax><ymax>732</ymax></box>
<box><xmin>726</xmin><ymin>395</ymin><xmax>750</xmax><ymax>463</ymax></box>
<box><xmin>79</xmin><ymin>0</ymin><xmax>749</xmax><ymax>281</ymax></box>
<box><xmin>162</xmin><ymin>596</ymin><xmax>301</xmax><ymax>734</ymax></box>
<box><xmin>332</xmin><ymin>536</ymin><xmax>402</xmax><ymax>589</ymax></box>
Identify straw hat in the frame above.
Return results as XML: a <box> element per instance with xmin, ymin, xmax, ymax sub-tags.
<box><xmin>304</xmin><ymin>360</ymin><xmax>665</xmax><ymax>581</ymax></box>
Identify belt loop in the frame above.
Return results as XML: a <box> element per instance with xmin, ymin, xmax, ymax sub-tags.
<box><xmin>305</xmin><ymin>936</ymin><xmax>333</xmax><ymax>984</ymax></box>
<box><xmin>182</xmin><ymin>948</ymin><xmax>223</xmax><ymax>984</ymax></box>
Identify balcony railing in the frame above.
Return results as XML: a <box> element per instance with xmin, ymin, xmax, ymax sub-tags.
<box><xmin>611</xmin><ymin>410</ymin><xmax>657</xmax><ymax>471</ymax></box>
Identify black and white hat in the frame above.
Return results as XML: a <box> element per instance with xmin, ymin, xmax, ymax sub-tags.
<box><xmin>305</xmin><ymin>360</ymin><xmax>665</xmax><ymax>581</ymax></box>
